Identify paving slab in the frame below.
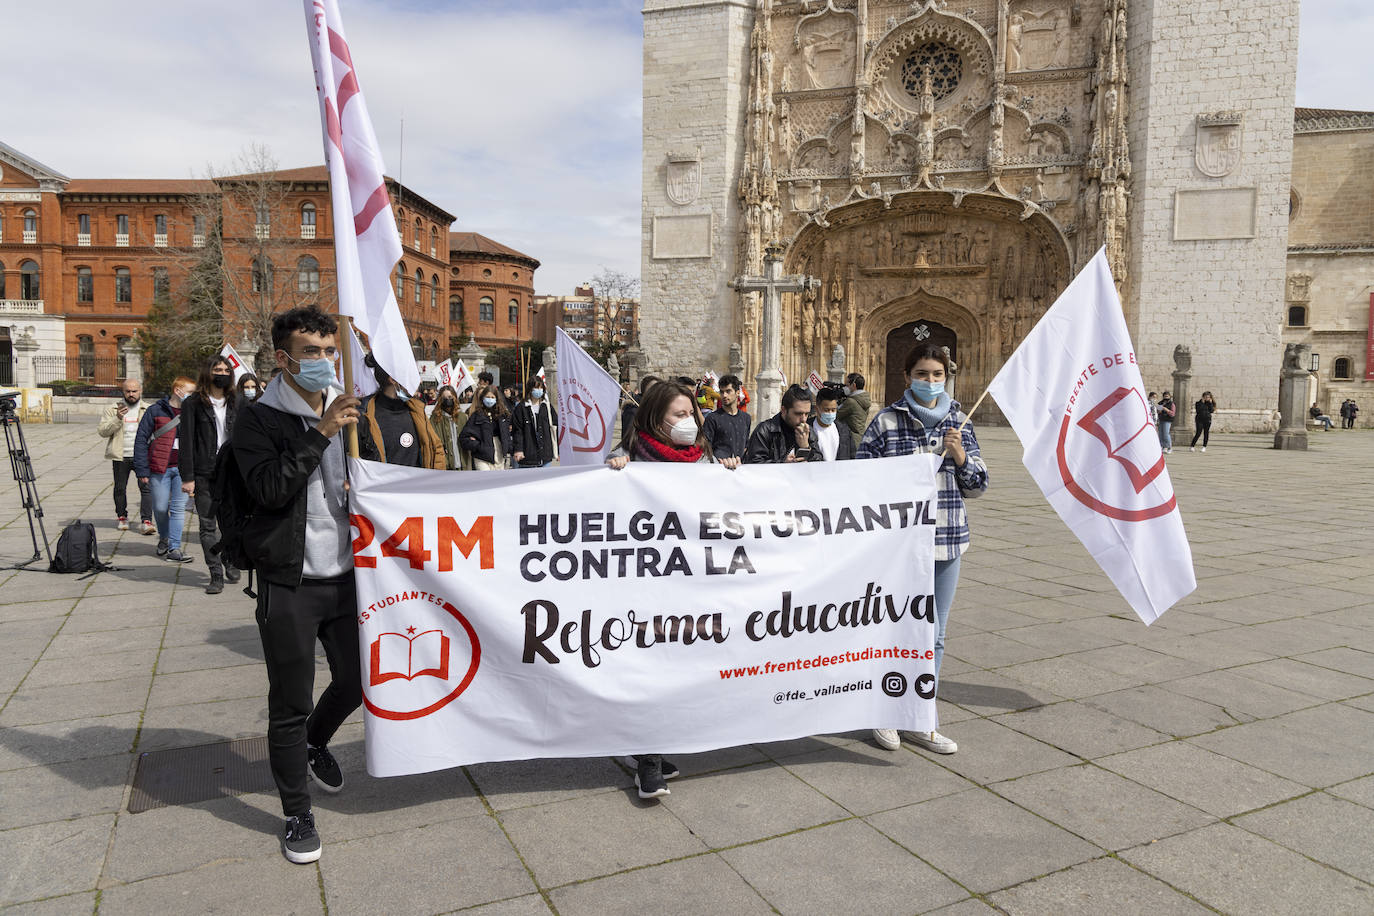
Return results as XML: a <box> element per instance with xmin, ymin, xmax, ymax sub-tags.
<box><xmin>0</xmin><ymin>711</ymin><xmax>141</xmax><ymax>770</ymax></box>
<box><xmin>989</xmin><ymin>855</ymin><xmax>1211</xmax><ymax>915</ymax></box>
<box><xmin>919</xmin><ymin>717</ymin><xmax>1077</xmax><ymax>784</ymax></box>
<box><xmin>1327</xmin><ymin>774</ymin><xmax>1374</xmax><ymax>809</ymax></box>
<box><xmin>465</xmin><ymin>756</ymin><xmax>629</xmax><ymax>812</ymax></box>
<box><xmin>550</xmin><ymin>852</ymin><xmax>773</xmax><ymax>915</ymax></box>
<box><xmin>1098</xmin><ymin>740</ymin><xmax>1308</xmax><ymax>817</ymax></box>
<box><xmin>320</xmin><ymin>815</ymin><xmax>535</xmax><ymax>916</ymax></box>
<box><xmin>0</xmin><ymin>674</ymin><xmax>151</xmax><ymax>727</ymax></box>
<box><xmin>780</xmin><ymin>739</ymin><xmax>975</xmax><ymax>815</ymax></box>
<box><xmin>1233</xmin><ymin>792</ymin><xmax>1374</xmax><ymax>884</ymax></box>
<box><xmin>0</xmin><ymin>891</ymin><xmax>99</xmax><ymax>916</ymax></box>
<box><xmin>1190</xmin><ymin>702</ymin><xmax>1374</xmax><ymax>787</ymax></box>
<box><xmin>991</xmin><ymin>700</ymin><xmax>1168</xmax><ymax>760</ymax></box>
<box><xmin>659</xmin><ymin>762</ymin><xmax>848</xmax><ymax>848</ymax></box>
<box><xmin>1121</xmin><ymin>822</ymin><xmax>1374</xmax><ymax>916</ymax></box>
<box><xmin>104</xmin><ymin>791</ymin><xmax>284</xmax><ymax>883</ymax></box>
<box><xmin>499</xmin><ymin>790</ymin><xmax>708</xmax><ymax>887</ymax></box>
<box><xmin>991</xmin><ymin>763</ymin><xmax>1213</xmax><ymax>851</ymax></box>
<box><xmin>98</xmin><ymin>856</ymin><xmax>324</xmax><ymax>916</ymax></box>
<box><xmin>721</xmin><ymin>818</ymin><xmax>967</xmax><ymax>915</ymax></box>
<box><xmin>0</xmin><ymin>814</ymin><xmax>115</xmax><ymax>907</ymax></box>
<box><xmin>867</xmin><ymin>788</ymin><xmax>1100</xmax><ymax>894</ymax></box>
<box><xmin>1084</xmin><ymin>684</ymin><xmax>1239</xmax><ymax>737</ymax></box>
<box><xmin>0</xmin><ymin>754</ymin><xmax>131</xmax><ymax>830</ymax></box>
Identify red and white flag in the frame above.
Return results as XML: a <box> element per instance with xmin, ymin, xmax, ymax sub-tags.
<box><xmin>303</xmin><ymin>0</ymin><xmax>419</xmax><ymax>394</ymax></box>
<box><xmin>219</xmin><ymin>343</ymin><xmax>249</xmax><ymax>383</ymax></box>
<box><xmin>337</xmin><ymin>320</ymin><xmax>378</xmax><ymax>400</ymax></box>
<box><xmin>554</xmin><ymin>327</ymin><xmax>622</xmax><ymax>466</ymax></box>
<box><xmin>987</xmin><ymin>249</ymin><xmax>1196</xmax><ymax>623</ymax></box>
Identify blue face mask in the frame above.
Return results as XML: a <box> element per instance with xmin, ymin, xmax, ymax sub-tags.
<box><xmin>285</xmin><ymin>353</ymin><xmax>338</xmax><ymax>393</ymax></box>
<box><xmin>909</xmin><ymin>379</ymin><xmax>944</xmax><ymax>402</ymax></box>
<box><xmin>819</xmin><ymin>411</ymin><xmax>837</xmax><ymax>425</ymax></box>
<box><xmin>482</xmin><ymin>396</ymin><xmax>497</xmax><ymax>408</ymax></box>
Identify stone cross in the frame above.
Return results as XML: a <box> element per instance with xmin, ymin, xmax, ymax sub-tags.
<box><xmin>732</xmin><ymin>243</ymin><xmax>818</xmax><ymax>421</ymax></box>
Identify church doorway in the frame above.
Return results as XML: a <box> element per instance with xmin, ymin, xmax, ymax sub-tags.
<box><xmin>885</xmin><ymin>320</ymin><xmax>956</xmax><ymax>405</ymax></box>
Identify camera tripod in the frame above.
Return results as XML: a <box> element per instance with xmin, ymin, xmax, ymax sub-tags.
<box><xmin>1</xmin><ymin>394</ymin><xmax>52</xmax><ymax>568</ymax></box>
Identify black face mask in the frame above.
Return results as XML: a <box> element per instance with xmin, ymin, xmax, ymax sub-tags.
<box><xmin>212</xmin><ymin>374</ymin><xmax>233</xmax><ymax>389</ymax></box>
<box><xmin>373</xmin><ymin>365</ymin><xmax>391</xmax><ymax>388</ymax></box>
<box><xmin>440</xmin><ymin>398</ymin><xmax>455</xmax><ymax>409</ymax></box>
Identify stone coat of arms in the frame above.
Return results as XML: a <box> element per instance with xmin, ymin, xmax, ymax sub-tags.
<box><xmin>666</xmin><ymin>153</ymin><xmax>701</xmax><ymax>206</ymax></box>
<box><xmin>1195</xmin><ymin>113</ymin><xmax>1243</xmax><ymax>178</ymax></box>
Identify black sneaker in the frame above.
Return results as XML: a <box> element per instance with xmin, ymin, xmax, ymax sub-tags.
<box><xmin>623</xmin><ymin>755</ymin><xmax>679</xmax><ymax>779</ymax></box>
<box><xmin>156</xmin><ymin>538</ymin><xmax>168</xmax><ymax>557</ymax></box>
<box><xmin>205</xmin><ymin>575</ymin><xmax>224</xmax><ymax>595</ymax></box>
<box><xmin>163</xmin><ymin>549</ymin><xmax>193</xmax><ymax>563</ymax></box>
<box><xmin>635</xmin><ymin>756</ymin><xmax>670</xmax><ymax>799</ymax></box>
<box><xmin>282</xmin><ymin>811</ymin><xmax>321</xmax><ymax>864</ymax></box>
<box><xmin>308</xmin><ymin>745</ymin><xmax>344</xmax><ymax>794</ymax></box>
<box><xmin>224</xmin><ymin>566</ymin><xmax>241</xmax><ymax>584</ymax></box>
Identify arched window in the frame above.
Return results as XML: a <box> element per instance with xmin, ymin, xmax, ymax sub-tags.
<box><xmin>301</xmin><ymin>202</ymin><xmax>316</xmax><ymax>225</ymax></box>
<box><xmin>449</xmin><ymin>296</ymin><xmax>463</xmax><ymax>323</ymax></box>
<box><xmin>252</xmin><ymin>258</ymin><xmax>272</xmax><ymax>294</ymax></box>
<box><xmin>479</xmin><ymin>296</ymin><xmax>494</xmax><ymax>322</ymax></box>
<box><xmin>412</xmin><ymin>335</ymin><xmax>423</xmax><ymax>359</ymax></box>
<box><xmin>431</xmin><ymin>339</ymin><xmax>440</xmax><ymax>360</ymax></box>
<box><xmin>23</xmin><ymin>208</ymin><xmax>37</xmax><ymax>238</ymax></box>
<box><xmin>1333</xmin><ymin>357</ymin><xmax>1353</xmax><ymax>380</ymax></box>
<box><xmin>77</xmin><ymin>335</ymin><xmax>96</xmax><ymax>378</ymax></box>
<box><xmin>254</xmin><ymin>204</ymin><xmax>270</xmax><ymax>239</ymax></box>
<box><xmin>76</xmin><ymin>267</ymin><xmax>94</xmax><ymax>303</ymax></box>
<box><xmin>395</xmin><ymin>262</ymin><xmax>406</xmax><ymax>300</ymax></box>
<box><xmin>430</xmin><ymin>274</ymin><xmax>439</xmax><ymax>309</ymax></box>
<box><xmin>20</xmin><ymin>260</ymin><xmax>40</xmax><ymax>300</ymax></box>
<box><xmin>298</xmin><ymin>256</ymin><xmax>320</xmax><ymax>293</ymax></box>
<box><xmin>395</xmin><ymin>208</ymin><xmax>405</xmax><ymax>233</ymax></box>
<box><xmin>1287</xmin><ymin>305</ymin><xmax>1306</xmax><ymax>327</ymax></box>
<box><xmin>115</xmin><ymin>268</ymin><xmax>132</xmax><ymax>303</ymax></box>
<box><xmin>429</xmin><ymin>227</ymin><xmax>438</xmax><ymax>257</ymax></box>
<box><xmin>414</xmin><ymin>268</ymin><xmax>423</xmax><ymax>304</ymax></box>
<box><xmin>414</xmin><ymin>217</ymin><xmax>422</xmax><ymax>249</ymax></box>
<box><xmin>508</xmin><ymin>299</ymin><xmax>519</xmax><ymax>325</ymax></box>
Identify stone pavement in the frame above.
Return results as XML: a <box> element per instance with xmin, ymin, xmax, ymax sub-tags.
<box><xmin>2</xmin><ymin>418</ymin><xmax>1373</xmax><ymax>915</ymax></box>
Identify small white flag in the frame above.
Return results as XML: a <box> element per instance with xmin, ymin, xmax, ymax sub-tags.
<box><xmin>986</xmin><ymin>248</ymin><xmax>1196</xmax><ymax>624</ymax></box>
<box><xmin>554</xmin><ymin>326</ymin><xmax>623</xmax><ymax>466</ymax></box>
<box><xmin>303</xmin><ymin>0</ymin><xmax>420</xmax><ymax>394</ymax></box>
<box><xmin>338</xmin><ymin>320</ymin><xmax>378</xmax><ymax>400</ymax></box>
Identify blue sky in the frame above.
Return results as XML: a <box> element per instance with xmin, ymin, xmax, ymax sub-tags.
<box><xmin>5</xmin><ymin>0</ymin><xmax>1368</xmax><ymax>295</ymax></box>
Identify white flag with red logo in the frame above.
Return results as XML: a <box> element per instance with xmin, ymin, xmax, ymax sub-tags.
<box><xmin>986</xmin><ymin>248</ymin><xmax>1196</xmax><ymax>623</ymax></box>
<box><xmin>554</xmin><ymin>326</ymin><xmax>622</xmax><ymax>466</ymax></box>
<box><xmin>303</xmin><ymin>0</ymin><xmax>419</xmax><ymax>394</ymax></box>
<box><xmin>337</xmin><ymin>320</ymin><xmax>378</xmax><ymax>400</ymax></box>
<box><xmin>219</xmin><ymin>343</ymin><xmax>249</xmax><ymax>382</ymax></box>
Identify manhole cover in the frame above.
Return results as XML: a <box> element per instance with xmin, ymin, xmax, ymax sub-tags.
<box><xmin>128</xmin><ymin>736</ymin><xmax>274</xmax><ymax>813</ymax></box>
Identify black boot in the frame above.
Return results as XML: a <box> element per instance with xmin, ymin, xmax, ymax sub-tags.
<box><xmin>205</xmin><ymin>573</ymin><xmax>224</xmax><ymax>595</ymax></box>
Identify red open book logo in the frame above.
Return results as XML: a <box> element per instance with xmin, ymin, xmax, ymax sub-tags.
<box><xmin>369</xmin><ymin>627</ymin><xmax>450</xmax><ymax>686</ymax></box>
<box><xmin>1075</xmin><ymin>386</ymin><xmax>1165</xmax><ymax>493</ymax></box>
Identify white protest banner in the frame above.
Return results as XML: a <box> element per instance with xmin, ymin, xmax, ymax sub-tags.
<box><xmin>303</xmin><ymin>0</ymin><xmax>420</xmax><ymax>394</ymax></box>
<box><xmin>339</xmin><ymin>320</ymin><xmax>378</xmax><ymax>400</ymax></box>
<box><xmin>554</xmin><ymin>326</ymin><xmax>624</xmax><ymax>466</ymax></box>
<box><xmin>987</xmin><ymin>248</ymin><xmax>1196</xmax><ymax>623</ymax></box>
<box><xmin>219</xmin><ymin>343</ymin><xmax>249</xmax><ymax>382</ymax></box>
<box><xmin>347</xmin><ymin>455</ymin><xmax>940</xmax><ymax>776</ymax></box>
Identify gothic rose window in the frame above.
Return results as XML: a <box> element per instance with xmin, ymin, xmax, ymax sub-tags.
<box><xmin>902</xmin><ymin>42</ymin><xmax>962</xmax><ymax>102</ymax></box>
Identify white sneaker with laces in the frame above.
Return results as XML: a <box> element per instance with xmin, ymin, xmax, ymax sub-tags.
<box><xmin>872</xmin><ymin>729</ymin><xmax>901</xmax><ymax>751</ymax></box>
<box><xmin>906</xmin><ymin>730</ymin><xmax>958</xmax><ymax>754</ymax></box>
<box><xmin>1201</xmin><ymin>446</ymin><xmax>1206</xmax><ymax>453</ymax></box>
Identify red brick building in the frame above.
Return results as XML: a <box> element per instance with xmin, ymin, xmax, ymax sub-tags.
<box><xmin>0</xmin><ymin>142</ymin><xmax>457</xmax><ymax>385</ymax></box>
<box><xmin>448</xmin><ymin>232</ymin><xmax>540</xmax><ymax>353</ymax></box>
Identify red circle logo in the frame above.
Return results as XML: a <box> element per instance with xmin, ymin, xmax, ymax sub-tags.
<box><xmin>557</xmin><ymin>383</ymin><xmax>608</xmax><ymax>453</ymax></box>
<box><xmin>362</xmin><ymin>598</ymin><xmax>481</xmax><ymax>721</ymax></box>
<box><xmin>1056</xmin><ymin>383</ymin><xmax>1176</xmax><ymax>522</ymax></box>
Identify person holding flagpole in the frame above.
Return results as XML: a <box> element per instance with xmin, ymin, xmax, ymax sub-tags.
<box><xmin>858</xmin><ymin>343</ymin><xmax>988</xmax><ymax>756</ymax></box>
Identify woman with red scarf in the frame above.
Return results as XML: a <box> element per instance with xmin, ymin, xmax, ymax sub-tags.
<box><xmin>607</xmin><ymin>380</ymin><xmax>740</xmax><ymax>799</ymax></box>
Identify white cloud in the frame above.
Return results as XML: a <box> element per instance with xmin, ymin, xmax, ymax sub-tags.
<box><xmin>8</xmin><ymin>0</ymin><xmax>641</xmax><ymax>296</ymax></box>
<box><xmin>5</xmin><ymin>1</ymin><xmax>1368</xmax><ymax>297</ymax></box>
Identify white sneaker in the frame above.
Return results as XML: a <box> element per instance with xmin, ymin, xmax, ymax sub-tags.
<box><xmin>1200</xmin><ymin>447</ymin><xmax>1206</xmax><ymax>453</ymax></box>
<box><xmin>906</xmin><ymin>730</ymin><xmax>958</xmax><ymax>754</ymax></box>
<box><xmin>1189</xmin><ymin>446</ymin><xmax>1195</xmax><ymax>452</ymax></box>
<box><xmin>872</xmin><ymin>729</ymin><xmax>901</xmax><ymax>751</ymax></box>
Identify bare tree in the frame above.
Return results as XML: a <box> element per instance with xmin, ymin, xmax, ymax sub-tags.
<box><xmin>585</xmin><ymin>268</ymin><xmax>640</xmax><ymax>365</ymax></box>
<box><xmin>154</xmin><ymin>144</ymin><xmax>334</xmax><ymax>376</ymax></box>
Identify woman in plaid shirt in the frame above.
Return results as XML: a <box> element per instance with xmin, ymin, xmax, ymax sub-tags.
<box><xmin>857</xmin><ymin>343</ymin><xmax>989</xmax><ymax>755</ymax></box>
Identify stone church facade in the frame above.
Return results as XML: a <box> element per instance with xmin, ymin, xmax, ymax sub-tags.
<box><xmin>641</xmin><ymin>0</ymin><xmax>1299</xmax><ymax>428</ymax></box>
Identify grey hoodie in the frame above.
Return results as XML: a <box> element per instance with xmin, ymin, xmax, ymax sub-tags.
<box><xmin>258</xmin><ymin>376</ymin><xmax>352</xmax><ymax>579</ymax></box>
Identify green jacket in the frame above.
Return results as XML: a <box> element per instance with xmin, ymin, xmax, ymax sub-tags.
<box><xmin>836</xmin><ymin>389</ymin><xmax>872</xmax><ymax>447</ymax></box>
<box><xmin>429</xmin><ymin>407</ymin><xmax>471</xmax><ymax>470</ymax></box>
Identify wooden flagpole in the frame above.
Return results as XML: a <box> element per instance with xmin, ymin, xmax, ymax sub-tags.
<box><xmin>936</xmin><ymin>386</ymin><xmax>991</xmax><ymax>459</ymax></box>
<box><xmin>340</xmin><ymin>316</ymin><xmax>361</xmax><ymax>459</ymax></box>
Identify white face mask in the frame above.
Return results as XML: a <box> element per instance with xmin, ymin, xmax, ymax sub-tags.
<box><xmin>668</xmin><ymin>416</ymin><xmax>698</xmax><ymax>446</ymax></box>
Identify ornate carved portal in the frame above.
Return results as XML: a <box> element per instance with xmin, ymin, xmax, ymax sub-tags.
<box><xmin>773</xmin><ymin>192</ymin><xmax>1070</xmax><ymax>414</ymax></box>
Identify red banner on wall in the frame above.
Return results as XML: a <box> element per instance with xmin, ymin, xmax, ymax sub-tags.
<box><xmin>1366</xmin><ymin>293</ymin><xmax>1374</xmax><ymax>381</ymax></box>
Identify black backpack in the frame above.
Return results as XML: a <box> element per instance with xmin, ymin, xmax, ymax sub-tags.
<box><xmin>49</xmin><ymin>521</ymin><xmax>109</xmax><ymax>574</ymax></box>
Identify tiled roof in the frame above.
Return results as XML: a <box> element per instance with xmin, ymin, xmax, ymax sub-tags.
<box><xmin>63</xmin><ymin>178</ymin><xmax>217</xmax><ymax>194</ymax></box>
<box><xmin>449</xmin><ymin>231</ymin><xmax>539</xmax><ymax>266</ymax></box>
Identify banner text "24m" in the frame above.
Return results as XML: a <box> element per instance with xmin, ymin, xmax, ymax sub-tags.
<box><xmin>351</xmin><ymin>515</ymin><xmax>494</xmax><ymax>571</ymax></box>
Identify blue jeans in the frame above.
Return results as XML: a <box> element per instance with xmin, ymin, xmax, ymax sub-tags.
<box><xmin>149</xmin><ymin>467</ymin><xmax>187</xmax><ymax>551</ymax></box>
<box><xmin>1157</xmin><ymin>421</ymin><xmax>1172</xmax><ymax>451</ymax></box>
<box><xmin>933</xmin><ymin>555</ymin><xmax>961</xmax><ymax>693</ymax></box>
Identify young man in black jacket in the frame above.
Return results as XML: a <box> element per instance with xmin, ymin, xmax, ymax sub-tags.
<box><xmin>701</xmin><ymin>374</ymin><xmax>751</xmax><ymax>460</ymax></box>
<box><xmin>179</xmin><ymin>355</ymin><xmax>239</xmax><ymax>594</ymax></box>
<box><xmin>232</xmin><ymin>307</ymin><xmax>362</xmax><ymax>865</ymax></box>
<box><xmin>745</xmin><ymin>385</ymin><xmax>821</xmax><ymax>463</ymax></box>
